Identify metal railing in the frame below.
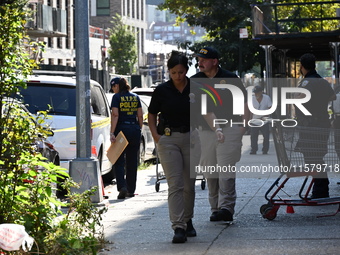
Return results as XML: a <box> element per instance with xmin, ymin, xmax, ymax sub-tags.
<box><xmin>252</xmin><ymin>1</ymin><xmax>340</xmax><ymax>37</ymax></box>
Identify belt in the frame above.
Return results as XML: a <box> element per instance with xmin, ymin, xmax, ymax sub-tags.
<box><xmin>119</xmin><ymin>121</ymin><xmax>137</xmax><ymax>125</ymax></box>
<box><xmin>171</xmin><ymin>126</ymin><xmax>190</xmax><ymax>133</ymax></box>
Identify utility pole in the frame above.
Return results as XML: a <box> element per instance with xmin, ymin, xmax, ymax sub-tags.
<box><xmin>69</xmin><ymin>0</ymin><xmax>103</xmax><ymax>203</ymax></box>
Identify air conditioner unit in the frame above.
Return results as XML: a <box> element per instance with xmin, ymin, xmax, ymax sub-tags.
<box><xmin>42</xmin><ymin>4</ymin><xmax>53</xmax><ymax>32</ymax></box>
<box><xmin>57</xmin><ymin>9</ymin><xmax>67</xmax><ymax>34</ymax></box>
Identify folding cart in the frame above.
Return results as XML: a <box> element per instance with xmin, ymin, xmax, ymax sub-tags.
<box><xmin>154</xmin><ymin>151</ymin><xmax>206</xmax><ymax>192</ymax></box>
<box><xmin>260</xmin><ymin>122</ymin><xmax>340</xmax><ymax>220</ymax></box>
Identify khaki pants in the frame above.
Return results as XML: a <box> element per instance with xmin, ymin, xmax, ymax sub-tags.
<box><xmin>199</xmin><ymin>126</ymin><xmax>243</xmax><ymax>215</ymax></box>
<box><xmin>157</xmin><ymin>130</ymin><xmax>200</xmax><ymax>230</ymax></box>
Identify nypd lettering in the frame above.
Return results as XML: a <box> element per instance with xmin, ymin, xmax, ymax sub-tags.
<box><xmin>120</xmin><ymin>96</ymin><xmax>139</xmax><ymax>115</ymax></box>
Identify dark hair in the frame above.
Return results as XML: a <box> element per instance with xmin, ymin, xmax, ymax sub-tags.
<box><xmin>117</xmin><ymin>77</ymin><xmax>131</xmax><ymax>93</ymax></box>
<box><xmin>167</xmin><ymin>51</ymin><xmax>189</xmax><ymax>71</ymax></box>
<box><xmin>300</xmin><ymin>53</ymin><xmax>316</xmax><ymax>71</ymax></box>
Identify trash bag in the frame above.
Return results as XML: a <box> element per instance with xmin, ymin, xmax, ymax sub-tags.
<box><xmin>0</xmin><ymin>224</ymin><xmax>34</xmax><ymax>251</ymax></box>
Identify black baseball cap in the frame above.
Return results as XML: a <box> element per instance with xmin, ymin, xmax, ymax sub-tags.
<box><xmin>195</xmin><ymin>47</ymin><xmax>220</xmax><ymax>59</ymax></box>
<box><xmin>110</xmin><ymin>77</ymin><xmax>120</xmax><ymax>87</ymax></box>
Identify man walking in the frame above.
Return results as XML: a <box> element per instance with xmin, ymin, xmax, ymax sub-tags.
<box><xmin>191</xmin><ymin>47</ymin><xmax>250</xmax><ymax>221</ymax></box>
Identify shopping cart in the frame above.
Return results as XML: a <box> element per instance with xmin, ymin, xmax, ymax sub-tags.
<box><xmin>260</xmin><ymin>121</ymin><xmax>340</xmax><ymax>220</ymax></box>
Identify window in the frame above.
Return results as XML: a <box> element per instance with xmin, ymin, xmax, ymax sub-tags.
<box><xmin>97</xmin><ymin>0</ymin><xmax>110</xmax><ymax>16</ymax></box>
<box><xmin>22</xmin><ymin>84</ymin><xmax>76</xmax><ymax>116</ymax></box>
<box><xmin>91</xmin><ymin>85</ymin><xmax>109</xmax><ymax>117</ymax></box>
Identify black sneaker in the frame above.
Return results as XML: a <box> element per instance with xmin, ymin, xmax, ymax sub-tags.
<box><xmin>216</xmin><ymin>209</ymin><xmax>233</xmax><ymax>221</ymax></box>
<box><xmin>126</xmin><ymin>193</ymin><xmax>135</xmax><ymax>198</ymax></box>
<box><xmin>250</xmin><ymin>151</ymin><xmax>256</xmax><ymax>155</ymax></box>
<box><xmin>172</xmin><ymin>228</ymin><xmax>187</xmax><ymax>243</ymax></box>
<box><xmin>186</xmin><ymin>219</ymin><xmax>196</xmax><ymax>237</ymax></box>
<box><xmin>210</xmin><ymin>211</ymin><xmax>220</xmax><ymax>221</ymax></box>
<box><xmin>117</xmin><ymin>187</ymin><xmax>127</xmax><ymax>199</ymax></box>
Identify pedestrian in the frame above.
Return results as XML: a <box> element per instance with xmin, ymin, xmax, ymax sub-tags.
<box><xmin>148</xmin><ymin>51</ymin><xmax>200</xmax><ymax>243</ymax></box>
<box><xmin>110</xmin><ymin>77</ymin><xmax>143</xmax><ymax>199</ymax></box>
<box><xmin>249</xmin><ymin>85</ymin><xmax>272</xmax><ymax>155</ymax></box>
<box><xmin>294</xmin><ymin>53</ymin><xmax>335</xmax><ymax>199</ymax></box>
<box><xmin>191</xmin><ymin>47</ymin><xmax>250</xmax><ymax>222</ymax></box>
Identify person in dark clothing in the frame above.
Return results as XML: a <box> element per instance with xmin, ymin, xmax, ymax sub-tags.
<box><xmin>295</xmin><ymin>53</ymin><xmax>336</xmax><ymax>199</ymax></box>
<box><xmin>148</xmin><ymin>51</ymin><xmax>200</xmax><ymax>243</ymax></box>
<box><xmin>191</xmin><ymin>47</ymin><xmax>250</xmax><ymax>222</ymax></box>
<box><xmin>110</xmin><ymin>77</ymin><xmax>143</xmax><ymax>199</ymax></box>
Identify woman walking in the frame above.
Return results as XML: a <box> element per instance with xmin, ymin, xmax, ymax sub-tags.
<box><xmin>148</xmin><ymin>51</ymin><xmax>200</xmax><ymax>243</ymax></box>
<box><xmin>110</xmin><ymin>77</ymin><xmax>143</xmax><ymax>199</ymax></box>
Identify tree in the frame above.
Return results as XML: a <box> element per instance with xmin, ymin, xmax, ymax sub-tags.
<box><xmin>159</xmin><ymin>0</ymin><xmax>340</xmax><ymax>77</ymax></box>
<box><xmin>0</xmin><ymin>1</ymin><xmax>106</xmax><ymax>254</ymax></box>
<box><xmin>108</xmin><ymin>14</ymin><xmax>138</xmax><ymax>75</ymax></box>
<box><xmin>269</xmin><ymin>0</ymin><xmax>340</xmax><ymax>33</ymax></box>
<box><xmin>159</xmin><ymin>0</ymin><xmax>265</xmax><ymax>76</ymax></box>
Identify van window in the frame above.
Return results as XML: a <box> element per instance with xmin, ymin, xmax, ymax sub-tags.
<box><xmin>91</xmin><ymin>85</ymin><xmax>109</xmax><ymax>117</ymax></box>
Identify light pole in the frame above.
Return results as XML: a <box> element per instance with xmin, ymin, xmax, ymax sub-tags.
<box><xmin>69</xmin><ymin>0</ymin><xmax>103</xmax><ymax>203</ymax></box>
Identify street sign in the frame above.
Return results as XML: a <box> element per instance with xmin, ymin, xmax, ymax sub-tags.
<box><xmin>239</xmin><ymin>28</ymin><xmax>248</xmax><ymax>38</ymax></box>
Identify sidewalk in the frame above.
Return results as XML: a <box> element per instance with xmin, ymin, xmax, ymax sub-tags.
<box><xmin>99</xmin><ymin>134</ymin><xmax>340</xmax><ymax>255</ymax></box>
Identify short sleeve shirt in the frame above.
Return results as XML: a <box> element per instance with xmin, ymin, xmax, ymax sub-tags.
<box><xmin>111</xmin><ymin>91</ymin><xmax>141</xmax><ymax>123</ymax></box>
<box><xmin>296</xmin><ymin>70</ymin><xmax>335</xmax><ymax>123</ymax></box>
<box><xmin>148</xmin><ymin>78</ymin><xmax>190</xmax><ymax>128</ymax></box>
<box><xmin>252</xmin><ymin>94</ymin><xmax>272</xmax><ymax>119</ymax></box>
<box><xmin>190</xmin><ymin>67</ymin><xmax>247</xmax><ymax>129</ymax></box>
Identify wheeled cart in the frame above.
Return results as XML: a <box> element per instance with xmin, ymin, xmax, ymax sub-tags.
<box><xmin>154</xmin><ymin>151</ymin><xmax>206</xmax><ymax>192</ymax></box>
<box><xmin>260</xmin><ymin>122</ymin><xmax>340</xmax><ymax>220</ymax></box>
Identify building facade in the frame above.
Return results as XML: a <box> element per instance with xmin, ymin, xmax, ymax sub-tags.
<box><xmin>90</xmin><ymin>0</ymin><xmax>148</xmax><ymax>67</ymax></box>
<box><xmin>25</xmin><ymin>0</ymin><xmax>204</xmax><ymax>86</ymax></box>
<box><xmin>26</xmin><ymin>0</ymin><xmax>110</xmax><ymax>71</ymax></box>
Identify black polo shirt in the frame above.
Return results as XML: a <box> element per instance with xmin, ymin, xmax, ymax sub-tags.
<box><xmin>190</xmin><ymin>67</ymin><xmax>247</xmax><ymax>129</ymax></box>
<box><xmin>148</xmin><ymin>78</ymin><xmax>190</xmax><ymax>128</ymax></box>
<box><xmin>296</xmin><ymin>70</ymin><xmax>335</xmax><ymax>126</ymax></box>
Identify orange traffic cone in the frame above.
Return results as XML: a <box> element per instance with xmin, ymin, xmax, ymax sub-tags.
<box><xmin>286</xmin><ymin>205</ymin><xmax>295</xmax><ymax>213</ymax></box>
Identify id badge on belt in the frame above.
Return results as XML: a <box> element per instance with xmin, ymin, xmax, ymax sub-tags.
<box><xmin>164</xmin><ymin>127</ymin><xmax>171</xmax><ymax>136</ymax></box>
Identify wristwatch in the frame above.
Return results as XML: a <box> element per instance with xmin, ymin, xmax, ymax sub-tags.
<box><xmin>215</xmin><ymin>128</ymin><xmax>223</xmax><ymax>133</ymax></box>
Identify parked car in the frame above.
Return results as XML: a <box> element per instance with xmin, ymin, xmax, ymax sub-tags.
<box><xmin>106</xmin><ymin>93</ymin><xmax>156</xmax><ymax>165</ymax></box>
<box><xmin>131</xmin><ymin>87</ymin><xmax>155</xmax><ymax>97</ymax></box>
<box><xmin>2</xmin><ymin>97</ymin><xmax>60</xmax><ymax>167</ymax></box>
<box><xmin>14</xmin><ymin>75</ymin><xmax>113</xmax><ymax>183</ymax></box>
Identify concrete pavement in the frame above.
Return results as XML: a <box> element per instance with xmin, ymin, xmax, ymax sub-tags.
<box><xmin>99</xmin><ymin>133</ymin><xmax>340</xmax><ymax>255</ymax></box>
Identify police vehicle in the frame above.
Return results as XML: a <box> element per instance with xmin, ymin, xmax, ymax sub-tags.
<box><xmin>16</xmin><ymin>74</ymin><xmax>113</xmax><ymax>182</ymax></box>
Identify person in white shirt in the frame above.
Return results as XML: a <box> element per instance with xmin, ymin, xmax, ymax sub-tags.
<box><xmin>250</xmin><ymin>85</ymin><xmax>272</xmax><ymax>154</ymax></box>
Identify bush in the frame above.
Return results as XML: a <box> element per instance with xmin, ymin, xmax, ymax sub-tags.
<box><xmin>0</xmin><ymin>1</ymin><xmax>108</xmax><ymax>254</ymax></box>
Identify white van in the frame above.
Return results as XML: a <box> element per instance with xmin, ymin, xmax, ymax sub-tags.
<box><xmin>16</xmin><ymin>75</ymin><xmax>113</xmax><ymax>182</ymax></box>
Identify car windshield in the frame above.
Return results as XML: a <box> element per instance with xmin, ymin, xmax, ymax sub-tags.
<box><xmin>18</xmin><ymin>83</ymin><xmax>76</xmax><ymax>116</ymax></box>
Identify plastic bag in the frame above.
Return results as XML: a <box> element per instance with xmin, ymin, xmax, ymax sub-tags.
<box><xmin>0</xmin><ymin>224</ymin><xmax>34</xmax><ymax>251</ymax></box>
